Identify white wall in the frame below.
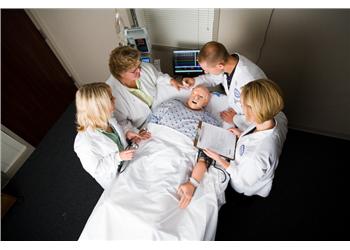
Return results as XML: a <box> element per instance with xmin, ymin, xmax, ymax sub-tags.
<box><xmin>259</xmin><ymin>9</ymin><xmax>350</xmax><ymax>139</ymax></box>
<box><xmin>28</xmin><ymin>9</ymin><xmax>131</xmax><ymax>86</ymax></box>
<box><xmin>218</xmin><ymin>9</ymin><xmax>273</xmax><ymax>63</ymax></box>
<box><xmin>139</xmin><ymin>9</ymin><xmax>216</xmax><ymax>48</ymax></box>
<box><xmin>218</xmin><ymin>9</ymin><xmax>350</xmax><ymax>139</ymax></box>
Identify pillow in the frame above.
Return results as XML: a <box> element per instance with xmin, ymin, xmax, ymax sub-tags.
<box><xmin>153</xmin><ymin>84</ymin><xmax>190</xmax><ymax>109</ymax></box>
<box><xmin>205</xmin><ymin>92</ymin><xmax>229</xmax><ymax>122</ymax></box>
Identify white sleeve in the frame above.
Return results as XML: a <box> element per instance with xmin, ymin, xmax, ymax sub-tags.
<box><xmin>114</xmin><ymin>108</ymin><xmax>138</xmax><ymax>134</ymax></box>
<box><xmin>75</xmin><ymin>145</ymin><xmax>122</xmax><ymax>190</ymax></box>
<box><xmin>147</xmin><ymin>63</ymin><xmax>173</xmax><ymax>86</ymax></box>
<box><xmin>194</xmin><ymin>74</ymin><xmax>218</xmax><ymax>87</ymax></box>
<box><xmin>225</xmin><ymin>156</ymin><xmax>265</xmax><ymax>192</ymax></box>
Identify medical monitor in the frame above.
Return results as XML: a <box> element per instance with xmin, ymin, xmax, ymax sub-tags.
<box><xmin>125</xmin><ymin>27</ymin><xmax>151</xmax><ymax>53</ymax></box>
<box><xmin>173</xmin><ymin>50</ymin><xmax>203</xmax><ymax>77</ymax></box>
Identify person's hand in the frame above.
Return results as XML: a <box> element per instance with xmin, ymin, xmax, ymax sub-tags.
<box><xmin>182</xmin><ymin>77</ymin><xmax>195</xmax><ymax>88</ymax></box>
<box><xmin>138</xmin><ymin>128</ymin><xmax>151</xmax><ymax>140</ymax></box>
<box><xmin>126</xmin><ymin>131</ymin><xmax>142</xmax><ymax>144</ymax></box>
<box><xmin>177</xmin><ymin>182</ymin><xmax>196</xmax><ymax>208</ymax></box>
<box><xmin>203</xmin><ymin>148</ymin><xmax>221</xmax><ymax>162</ymax></box>
<box><xmin>170</xmin><ymin>79</ymin><xmax>183</xmax><ymax>91</ymax></box>
<box><xmin>203</xmin><ymin>148</ymin><xmax>230</xmax><ymax>169</ymax></box>
<box><xmin>228</xmin><ymin>127</ymin><xmax>242</xmax><ymax>137</ymax></box>
<box><xmin>220</xmin><ymin>108</ymin><xmax>237</xmax><ymax>124</ymax></box>
<box><xmin>119</xmin><ymin>149</ymin><xmax>135</xmax><ymax>161</ymax></box>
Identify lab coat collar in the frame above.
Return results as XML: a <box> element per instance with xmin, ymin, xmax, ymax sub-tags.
<box><xmin>241</xmin><ymin>117</ymin><xmax>278</xmax><ymax>138</ymax></box>
<box><xmin>84</xmin><ymin>118</ymin><xmax>127</xmax><ymax>148</ymax></box>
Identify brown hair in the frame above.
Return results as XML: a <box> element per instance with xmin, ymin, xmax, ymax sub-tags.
<box><xmin>198</xmin><ymin>41</ymin><xmax>230</xmax><ymax>67</ymax></box>
<box><xmin>241</xmin><ymin>79</ymin><xmax>284</xmax><ymax>123</ymax></box>
<box><xmin>109</xmin><ymin>46</ymin><xmax>141</xmax><ymax>79</ymax></box>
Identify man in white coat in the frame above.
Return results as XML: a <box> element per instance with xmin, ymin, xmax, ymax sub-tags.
<box><xmin>107</xmin><ymin>46</ymin><xmax>179</xmax><ymax>137</ymax></box>
<box><xmin>173</xmin><ymin>41</ymin><xmax>266</xmax><ymax>131</ymax></box>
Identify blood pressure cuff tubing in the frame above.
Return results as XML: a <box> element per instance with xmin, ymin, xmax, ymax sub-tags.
<box><xmin>197</xmin><ymin>149</ymin><xmax>214</xmax><ymax>168</ymax></box>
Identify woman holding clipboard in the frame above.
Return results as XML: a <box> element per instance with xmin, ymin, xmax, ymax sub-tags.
<box><xmin>204</xmin><ymin>79</ymin><xmax>288</xmax><ymax>197</ymax></box>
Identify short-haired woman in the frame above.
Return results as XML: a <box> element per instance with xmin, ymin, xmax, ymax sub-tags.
<box><xmin>204</xmin><ymin>79</ymin><xmax>288</xmax><ymax>197</ymax></box>
<box><xmin>108</xmin><ymin>46</ymin><xmax>179</xmax><ymax>136</ymax></box>
<box><xmin>74</xmin><ymin>82</ymin><xmax>141</xmax><ymax>189</ymax></box>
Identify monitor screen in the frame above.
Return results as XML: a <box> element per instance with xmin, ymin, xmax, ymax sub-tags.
<box><xmin>173</xmin><ymin>50</ymin><xmax>203</xmax><ymax>76</ymax></box>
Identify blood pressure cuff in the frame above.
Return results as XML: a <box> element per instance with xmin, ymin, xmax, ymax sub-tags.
<box><xmin>197</xmin><ymin>149</ymin><xmax>213</xmax><ymax>168</ymax></box>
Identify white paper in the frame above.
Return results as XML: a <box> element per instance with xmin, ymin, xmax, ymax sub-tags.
<box><xmin>195</xmin><ymin>122</ymin><xmax>236</xmax><ymax>159</ymax></box>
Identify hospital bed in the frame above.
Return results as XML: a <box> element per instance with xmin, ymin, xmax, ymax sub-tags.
<box><xmin>79</xmin><ymin>81</ymin><xmax>230</xmax><ymax>240</ymax></box>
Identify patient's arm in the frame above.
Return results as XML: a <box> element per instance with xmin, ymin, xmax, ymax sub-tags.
<box><xmin>191</xmin><ymin>158</ymin><xmax>207</xmax><ymax>183</ymax></box>
<box><xmin>178</xmin><ymin>159</ymin><xmax>207</xmax><ymax>209</ymax></box>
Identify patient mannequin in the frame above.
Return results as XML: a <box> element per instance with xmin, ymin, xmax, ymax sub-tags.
<box><xmin>149</xmin><ymin>85</ymin><xmax>220</xmax><ymax>208</ymax></box>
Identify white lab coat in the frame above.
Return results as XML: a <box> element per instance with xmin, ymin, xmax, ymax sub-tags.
<box><xmin>194</xmin><ymin>53</ymin><xmax>267</xmax><ymax>130</ymax></box>
<box><xmin>225</xmin><ymin>112</ymin><xmax>288</xmax><ymax>197</ymax></box>
<box><xmin>74</xmin><ymin>118</ymin><xmax>127</xmax><ymax>190</ymax></box>
<box><xmin>106</xmin><ymin>62</ymin><xmax>173</xmax><ymax>134</ymax></box>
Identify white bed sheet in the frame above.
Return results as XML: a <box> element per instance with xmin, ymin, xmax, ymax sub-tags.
<box><xmin>79</xmin><ymin>123</ymin><xmax>229</xmax><ymax>240</ymax></box>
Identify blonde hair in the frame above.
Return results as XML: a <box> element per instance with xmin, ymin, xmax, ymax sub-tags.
<box><xmin>241</xmin><ymin>79</ymin><xmax>284</xmax><ymax>124</ymax></box>
<box><xmin>109</xmin><ymin>46</ymin><xmax>141</xmax><ymax>79</ymax></box>
<box><xmin>75</xmin><ymin>82</ymin><xmax>113</xmax><ymax>132</ymax></box>
<box><xmin>198</xmin><ymin>41</ymin><xmax>230</xmax><ymax>67</ymax></box>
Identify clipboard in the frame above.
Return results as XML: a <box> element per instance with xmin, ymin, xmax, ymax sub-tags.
<box><xmin>194</xmin><ymin>121</ymin><xmax>237</xmax><ymax>160</ymax></box>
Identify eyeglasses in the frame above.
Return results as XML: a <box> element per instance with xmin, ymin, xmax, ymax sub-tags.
<box><xmin>127</xmin><ymin>63</ymin><xmax>142</xmax><ymax>74</ymax></box>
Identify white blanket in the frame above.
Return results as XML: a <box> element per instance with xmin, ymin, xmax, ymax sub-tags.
<box><xmin>79</xmin><ymin>123</ymin><xmax>229</xmax><ymax>240</ymax></box>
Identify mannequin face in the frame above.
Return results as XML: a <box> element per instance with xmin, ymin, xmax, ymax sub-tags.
<box><xmin>187</xmin><ymin>86</ymin><xmax>210</xmax><ymax>110</ymax></box>
<box><xmin>198</xmin><ymin>60</ymin><xmax>224</xmax><ymax>75</ymax></box>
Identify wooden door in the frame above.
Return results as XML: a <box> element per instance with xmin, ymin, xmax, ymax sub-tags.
<box><xmin>2</xmin><ymin>9</ymin><xmax>77</xmax><ymax>147</ymax></box>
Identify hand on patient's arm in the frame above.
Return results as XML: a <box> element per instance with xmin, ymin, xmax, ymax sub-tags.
<box><xmin>126</xmin><ymin>129</ymin><xmax>151</xmax><ymax>143</ymax></box>
<box><xmin>220</xmin><ymin>108</ymin><xmax>237</xmax><ymax>124</ymax></box>
<box><xmin>203</xmin><ymin>149</ymin><xmax>230</xmax><ymax>169</ymax></box>
<box><xmin>118</xmin><ymin>149</ymin><xmax>135</xmax><ymax>161</ymax></box>
<box><xmin>126</xmin><ymin>131</ymin><xmax>142</xmax><ymax>144</ymax></box>
<box><xmin>138</xmin><ymin>128</ymin><xmax>151</xmax><ymax>140</ymax></box>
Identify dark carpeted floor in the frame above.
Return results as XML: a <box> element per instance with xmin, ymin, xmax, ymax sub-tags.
<box><xmin>2</xmin><ymin>103</ymin><xmax>350</xmax><ymax>240</ymax></box>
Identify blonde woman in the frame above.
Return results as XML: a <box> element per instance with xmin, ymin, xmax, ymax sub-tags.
<box><xmin>107</xmin><ymin>46</ymin><xmax>179</xmax><ymax>135</ymax></box>
<box><xmin>74</xmin><ymin>82</ymin><xmax>140</xmax><ymax>190</ymax></box>
<box><xmin>204</xmin><ymin>79</ymin><xmax>288</xmax><ymax>197</ymax></box>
